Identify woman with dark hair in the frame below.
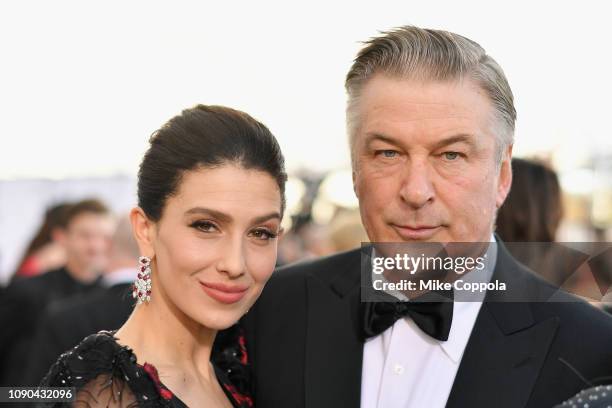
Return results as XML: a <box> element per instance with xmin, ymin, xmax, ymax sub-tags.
<box><xmin>40</xmin><ymin>105</ymin><xmax>287</xmax><ymax>407</ymax></box>
<box><xmin>495</xmin><ymin>158</ymin><xmax>566</xmax><ymax>285</ymax></box>
<box><xmin>12</xmin><ymin>202</ymin><xmax>72</xmax><ymax>280</ymax></box>
<box><xmin>496</xmin><ymin>157</ymin><xmax>563</xmax><ymax>243</ymax></box>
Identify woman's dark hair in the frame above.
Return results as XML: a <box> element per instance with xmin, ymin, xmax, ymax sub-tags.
<box><xmin>13</xmin><ymin>202</ymin><xmax>73</xmax><ymax>277</ymax></box>
<box><xmin>138</xmin><ymin>105</ymin><xmax>287</xmax><ymax>221</ymax></box>
<box><xmin>496</xmin><ymin>157</ymin><xmax>563</xmax><ymax>242</ymax></box>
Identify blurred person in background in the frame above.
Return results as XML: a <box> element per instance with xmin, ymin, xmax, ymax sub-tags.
<box><xmin>496</xmin><ymin>158</ymin><xmax>563</xmax><ymax>243</ymax></box>
<box><xmin>277</xmin><ymin>219</ymin><xmax>333</xmax><ymax>265</ymax></box>
<box><xmin>0</xmin><ymin>198</ymin><xmax>114</xmax><ymax>386</ymax></box>
<box><xmin>495</xmin><ymin>158</ymin><xmax>568</xmax><ymax>285</ymax></box>
<box><xmin>496</xmin><ymin>159</ymin><xmax>612</xmax><ymax>313</ymax></box>
<box><xmin>276</xmin><ymin>230</ymin><xmax>308</xmax><ymax>266</ymax></box>
<box><xmin>327</xmin><ymin>210</ymin><xmax>369</xmax><ymax>253</ymax></box>
<box><xmin>23</xmin><ymin>214</ymin><xmax>139</xmax><ymax>386</ymax></box>
<box><xmin>298</xmin><ymin>222</ymin><xmax>335</xmax><ymax>257</ymax></box>
<box><xmin>11</xmin><ymin>202</ymin><xmax>73</xmax><ymax>280</ymax></box>
<box><xmin>277</xmin><ymin>209</ymin><xmax>368</xmax><ymax>265</ymax></box>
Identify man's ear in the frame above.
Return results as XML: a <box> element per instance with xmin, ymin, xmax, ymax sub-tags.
<box><xmin>496</xmin><ymin>144</ymin><xmax>513</xmax><ymax>209</ymax></box>
<box><xmin>129</xmin><ymin>207</ymin><xmax>156</xmax><ymax>258</ymax></box>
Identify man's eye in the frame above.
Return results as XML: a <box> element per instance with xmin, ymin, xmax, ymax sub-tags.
<box><xmin>443</xmin><ymin>152</ymin><xmax>460</xmax><ymax>160</ymax></box>
<box><xmin>190</xmin><ymin>221</ymin><xmax>218</xmax><ymax>232</ymax></box>
<box><xmin>376</xmin><ymin>150</ymin><xmax>399</xmax><ymax>158</ymax></box>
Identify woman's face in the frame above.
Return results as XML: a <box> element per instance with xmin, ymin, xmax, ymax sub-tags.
<box><xmin>135</xmin><ymin>164</ymin><xmax>282</xmax><ymax>330</ymax></box>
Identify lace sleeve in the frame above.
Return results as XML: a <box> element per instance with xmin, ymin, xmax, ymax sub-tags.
<box><xmin>71</xmin><ymin>373</ymin><xmax>138</xmax><ymax>408</ymax></box>
<box><xmin>37</xmin><ymin>331</ymin><xmax>167</xmax><ymax>408</ymax></box>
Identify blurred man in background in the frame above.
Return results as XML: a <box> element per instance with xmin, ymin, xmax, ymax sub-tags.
<box><xmin>0</xmin><ymin>198</ymin><xmax>114</xmax><ymax>386</ymax></box>
<box><xmin>23</xmin><ymin>215</ymin><xmax>138</xmax><ymax>385</ymax></box>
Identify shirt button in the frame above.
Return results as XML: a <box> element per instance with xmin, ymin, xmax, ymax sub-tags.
<box><xmin>393</xmin><ymin>363</ymin><xmax>405</xmax><ymax>375</ymax></box>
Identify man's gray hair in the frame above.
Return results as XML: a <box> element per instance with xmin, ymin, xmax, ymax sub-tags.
<box><xmin>345</xmin><ymin>26</ymin><xmax>516</xmax><ymax>164</ymax></box>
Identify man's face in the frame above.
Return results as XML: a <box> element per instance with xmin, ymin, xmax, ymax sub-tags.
<box><xmin>352</xmin><ymin>75</ymin><xmax>512</xmax><ymax>243</ymax></box>
<box><xmin>64</xmin><ymin>212</ymin><xmax>114</xmax><ymax>272</ymax></box>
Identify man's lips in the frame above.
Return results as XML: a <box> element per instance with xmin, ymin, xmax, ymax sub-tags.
<box><xmin>199</xmin><ymin>281</ymin><xmax>249</xmax><ymax>304</ymax></box>
<box><xmin>390</xmin><ymin>224</ymin><xmax>442</xmax><ymax>240</ymax></box>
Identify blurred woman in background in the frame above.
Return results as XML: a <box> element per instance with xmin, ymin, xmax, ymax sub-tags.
<box><xmin>12</xmin><ymin>202</ymin><xmax>72</xmax><ymax>280</ymax></box>
<box><xmin>495</xmin><ymin>158</ymin><xmax>565</xmax><ymax>285</ymax></box>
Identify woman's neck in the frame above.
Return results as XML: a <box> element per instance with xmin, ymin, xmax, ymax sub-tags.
<box><xmin>116</xmin><ymin>287</ymin><xmax>217</xmax><ymax>381</ymax></box>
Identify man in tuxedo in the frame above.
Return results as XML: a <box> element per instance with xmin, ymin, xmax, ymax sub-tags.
<box><xmin>242</xmin><ymin>26</ymin><xmax>612</xmax><ymax>408</ymax></box>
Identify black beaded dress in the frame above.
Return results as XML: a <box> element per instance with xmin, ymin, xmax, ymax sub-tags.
<box><xmin>38</xmin><ymin>329</ymin><xmax>252</xmax><ymax>408</ymax></box>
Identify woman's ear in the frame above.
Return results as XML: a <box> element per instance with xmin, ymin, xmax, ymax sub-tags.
<box><xmin>129</xmin><ymin>207</ymin><xmax>156</xmax><ymax>258</ymax></box>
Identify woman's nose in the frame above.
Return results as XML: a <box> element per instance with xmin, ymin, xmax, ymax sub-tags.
<box><xmin>215</xmin><ymin>237</ymin><xmax>247</xmax><ymax>278</ymax></box>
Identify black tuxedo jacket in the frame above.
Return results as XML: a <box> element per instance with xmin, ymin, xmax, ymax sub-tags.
<box><xmin>242</xmin><ymin>241</ymin><xmax>612</xmax><ymax>408</ymax></box>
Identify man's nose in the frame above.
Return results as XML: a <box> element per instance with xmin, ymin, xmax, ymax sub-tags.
<box><xmin>89</xmin><ymin>234</ymin><xmax>108</xmax><ymax>251</ymax></box>
<box><xmin>398</xmin><ymin>159</ymin><xmax>435</xmax><ymax>209</ymax></box>
<box><xmin>216</xmin><ymin>237</ymin><xmax>247</xmax><ymax>278</ymax></box>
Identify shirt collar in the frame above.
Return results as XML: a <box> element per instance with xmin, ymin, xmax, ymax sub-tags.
<box><xmin>439</xmin><ymin>233</ymin><xmax>498</xmax><ymax>363</ymax></box>
<box><xmin>368</xmin><ymin>234</ymin><xmax>499</xmax><ymax>363</ymax></box>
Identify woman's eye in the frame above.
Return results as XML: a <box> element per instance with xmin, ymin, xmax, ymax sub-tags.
<box><xmin>249</xmin><ymin>228</ymin><xmax>278</xmax><ymax>241</ymax></box>
<box><xmin>191</xmin><ymin>221</ymin><xmax>218</xmax><ymax>233</ymax></box>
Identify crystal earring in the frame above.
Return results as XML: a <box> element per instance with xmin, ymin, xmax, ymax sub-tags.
<box><xmin>133</xmin><ymin>256</ymin><xmax>152</xmax><ymax>304</ymax></box>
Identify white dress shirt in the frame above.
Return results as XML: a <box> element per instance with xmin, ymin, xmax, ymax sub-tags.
<box><xmin>360</xmin><ymin>235</ymin><xmax>498</xmax><ymax>408</ymax></box>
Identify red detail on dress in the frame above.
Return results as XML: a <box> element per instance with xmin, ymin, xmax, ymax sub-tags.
<box><xmin>159</xmin><ymin>388</ymin><xmax>173</xmax><ymax>400</ymax></box>
<box><xmin>142</xmin><ymin>363</ymin><xmax>174</xmax><ymax>401</ymax></box>
<box><xmin>238</xmin><ymin>333</ymin><xmax>249</xmax><ymax>365</ymax></box>
<box><xmin>223</xmin><ymin>383</ymin><xmax>253</xmax><ymax>407</ymax></box>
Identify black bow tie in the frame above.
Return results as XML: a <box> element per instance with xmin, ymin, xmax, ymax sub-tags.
<box><xmin>361</xmin><ymin>290</ymin><xmax>454</xmax><ymax>341</ymax></box>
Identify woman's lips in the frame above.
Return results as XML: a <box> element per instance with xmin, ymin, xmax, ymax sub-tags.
<box><xmin>200</xmin><ymin>282</ymin><xmax>249</xmax><ymax>304</ymax></box>
<box><xmin>391</xmin><ymin>224</ymin><xmax>442</xmax><ymax>240</ymax></box>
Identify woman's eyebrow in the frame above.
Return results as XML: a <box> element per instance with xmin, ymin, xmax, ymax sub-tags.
<box><xmin>251</xmin><ymin>212</ymin><xmax>281</xmax><ymax>224</ymax></box>
<box><xmin>185</xmin><ymin>207</ymin><xmax>280</xmax><ymax>224</ymax></box>
<box><xmin>185</xmin><ymin>207</ymin><xmax>232</xmax><ymax>223</ymax></box>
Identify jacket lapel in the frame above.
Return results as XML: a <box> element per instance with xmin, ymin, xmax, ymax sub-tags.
<box><xmin>446</xmin><ymin>242</ymin><xmax>559</xmax><ymax>408</ymax></box>
<box><xmin>304</xmin><ymin>251</ymin><xmax>363</xmax><ymax>408</ymax></box>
